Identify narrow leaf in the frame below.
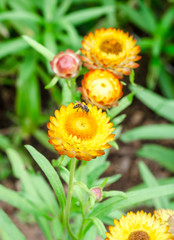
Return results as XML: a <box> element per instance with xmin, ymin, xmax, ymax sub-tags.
<box><xmin>108</xmin><ymin>93</ymin><xmax>134</xmax><ymax>120</ymax></box>
<box><xmin>45</xmin><ymin>76</ymin><xmax>59</xmax><ymax>89</ymax></box>
<box><xmin>22</xmin><ymin>35</ymin><xmax>54</xmax><ymax>60</ymax></box>
<box><xmin>88</xmin><ymin>217</ymin><xmax>106</xmax><ymax>238</ymax></box>
<box><xmin>131</xmin><ymin>84</ymin><xmax>174</xmax><ymax>122</ymax></box>
<box><xmin>121</xmin><ymin>124</ymin><xmax>174</xmax><ymax>142</ymax></box>
<box><xmin>137</xmin><ymin>144</ymin><xmax>174</xmax><ymax>172</ymax></box>
<box><xmin>0</xmin><ymin>209</ymin><xmax>26</xmax><ymax>240</ymax></box>
<box><xmin>25</xmin><ymin>145</ymin><xmax>66</xmax><ymax>210</ymax></box>
<box><xmin>138</xmin><ymin>161</ymin><xmax>169</xmax><ymax>209</ymax></box>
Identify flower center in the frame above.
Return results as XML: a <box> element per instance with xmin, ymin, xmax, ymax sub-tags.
<box><xmin>100</xmin><ymin>39</ymin><xmax>122</xmax><ymax>55</ymax></box>
<box><xmin>128</xmin><ymin>231</ymin><xmax>150</xmax><ymax>240</ymax></box>
<box><xmin>89</xmin><ymin>78</ymin><xmax>114</xmax><ymax>100</ymax></box>
<box><xmin>65</xmin><ymin>112</ymin><xmax>97</xmax><ymax>140</ymax></box>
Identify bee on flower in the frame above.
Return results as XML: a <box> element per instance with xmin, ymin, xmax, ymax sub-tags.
<box><xmin>81</xmin><ymin>28</ymin><xmax>141</xmax><ymax>79</ymax></box>
<box><xmin>47</xmin><ymin>103</ymin><xmax>115</xmax><ymax>161</ymax></box>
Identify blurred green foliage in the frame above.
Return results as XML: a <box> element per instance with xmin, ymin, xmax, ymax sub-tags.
<box><xmin>0</xmin><ymin>0</ymin><xmax>174</xmax><ymax>238</ymax></box>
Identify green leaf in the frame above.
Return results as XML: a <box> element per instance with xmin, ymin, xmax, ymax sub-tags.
<box><xmin>88</xmin><ymin>162</ymin><xmax>110</xmax><ymax>188</ymax></box>
<box><xmin>138</xmin><ymin>38</ymin><xmax>153</xmax><ymax>50</ymax></box>
<box><xmin>103</xmin><ymin>190</ymin><xmax>127</xmax><ymax>199</ymax></box>
<box><xmin>36</xmin><ymin>217</ymin><xmax>52</xmax><ymax>240</ymax></box>
<box><xmin>118</xmin><ymin>3</ymin><xmax>156</xmax><ymax>34</ymax></box>
<box><xmin>0</xmin><ymin>11</ymin><xmax>43</xmax><ymax>23</ymax></box>
<box><xmin>158</xmin><ymin>66</ymin><xmax>174</xmax><ymax>99</ymax></box>
<box><xmin>0</xmin><ymin>38</ymin><xmax>28</xmax><ymax>59</ymax></box>
<box><xmin>138</xmin><ymin>162</ymin><xmax>169</xmax><ymax>209</ymax></box>
<box><xmin>111</xmin><ymin>114</ymin><xmax>126</xmax><ymax>126</ymax></box>
<box><xmin>6</xmin><ymin>148</ymin><xmax>38</xmax><ymax>196</ymax></box>
<box><xmin>109</xmin><ymin>141</ymin><xmax>119</xmax><ymax>150</ymax></box>
<box><xmin>45</xmin><ymin>76</ymin><xmax>59</xmax><ymax>89</ymax></box>
<box><xmin>16</xmin><ymin>54</ymin><xmax>41</xmax><ymax>128</ymax></box>
<box><xmin>137</xmin><ymin>144</ymin><xmax>174</xmax><ymax>172</ymax></box>
<box><xmin>88</xmin><ymin>184</ymin><xmax>174</xmax><ymax>218</ymax></box>
<box><xmin>62</xmin><ymin>5</ymin><xmax>115</xmax><ymax>26</ymax></box>
<box><xmin>146</xmin><ymin>57</ymin><xmax>161</xmax><ymax>89</ymax></box>
<box><xmin>59</xmin><ymin>78</ymin><xmax>72</xmax><ymax>105</ymax></box>
<box><xmin>163</xmin><ymin>44</ymin><xmax>174</xmax><ymax>56</ymax></box>
<box><xmin>0</xmin><ymin>185</ymin><xmax>50</xmax><ymax>219</ymax></box>
<box><xmin>31</xmin><ymin>174</ymin><xmax>59</xmax><ymax>215</ymax></box>
<box><xmin>83</xmin><ymin>226</ymin><xmax>97</xmax><ymax>240</ymax></box>
<box><xmin>95</xmin><ymin>174</ymin><xmax>121</xmax><ymax>188</ymax></box>
<box><xmin>129</xmin><ymin>70</ymin><xmax>135</xmax><ymax>84</ymax></box>
<box><xmin>0</xmin><ymin>135</ymin><xmax>11</xmax><ymax>151</ymax></box>
<box><xmin>87</xmin><ymin>217</ymin><xmax>106</xmax><ymax>238</ymax></box>
<box><xmin>108</xmin><ymin>93</ymin><xmax>134</xmax><ymax>120</ymax></box>
<box><xmin>131</xmin><ymin>84</ymin><xmax>174</xmax><ymax>122</ymax></box>
<box><xmin>22</xmin><ymin>35</ymin><xmax>54</xmax><ymax>60</ymax></box>
<box><xmin>42</xmin><ymin>0</ymin><xmax>57</xmax><ymax>20</ymax></box>
<box><xmin>33</xmin><ymin>129</ymin><xmax>54</xmax><ymax>151</ymax></box>
<box><xmin>25</xmin><ymin>145</ymin><xmax>66</xmax><ymax>210</ymax></box>
<box><xmin>0</xmin><ymin>209</ymin><xmax>26</xmax><ymax>240</ymax></box>
<box><xmin>121</xmin><ymin>124</ymin><xmax>174</xmax><ymax>142</ymax></box>
<box><xmin>158</xmin><ymin>7</ymin><xmax>174</xmax><ymax>36</ymax></box>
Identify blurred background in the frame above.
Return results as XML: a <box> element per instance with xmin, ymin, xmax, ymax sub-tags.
<box><xmin>0</xmin><ymin>0</ymin><xmax>174</xmax><ymax>239</ymax></box>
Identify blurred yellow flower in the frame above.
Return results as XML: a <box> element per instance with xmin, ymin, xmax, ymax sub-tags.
<box><xmin>154</xmin><ymin>209</ymin><xmax>174</xmax><ymax>238</ymax></box>
<box><xmin>80</xmin><ymin>69</ymin><xmax>123</xmax><ymax>109</ymax></box>
<box><xmin>81</xmin><ymin>28</ymin><xmax>141</xmax><ymax>78</ymax></box>
<box><xmin>47</xmin><ymin>103</ymin><xmax>115</xmax><ymax>161</ymax></box>
<box><xmin>105</xmin><ymin>211</ymin><xmax>172</xmax><ymax>240</ymax></box>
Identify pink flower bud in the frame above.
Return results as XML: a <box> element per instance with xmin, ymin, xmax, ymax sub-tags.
<box><xmin>50</xmin><ymin>49</ymin><xmax>81</xmax><ymax>79</ymax></box>
<box><xmin>91</xmin><ymin>187</ymin><xmax>102</xmax><ymax>201</ymax></box>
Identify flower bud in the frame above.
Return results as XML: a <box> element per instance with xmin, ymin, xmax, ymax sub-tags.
<box><xmin>91</xmin><ymin>187</ymin><xmax>102</xmax><ymax>201</ymax></box>
<box><xmin>50</xmin><ymin>49</ymin><xmax>81</xmax><ymax>79</ymax></box>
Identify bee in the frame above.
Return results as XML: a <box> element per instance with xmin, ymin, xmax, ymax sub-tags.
<box><xmin>73</xmin><ymin>101</ymin><xmax>89</xmax><ymax>113</ymax></box>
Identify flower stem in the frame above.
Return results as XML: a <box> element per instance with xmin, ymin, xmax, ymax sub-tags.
<box><xmin>65</xmin><ymin>157</ymin><xmax>77</xmax><ymax>240</ymax></box>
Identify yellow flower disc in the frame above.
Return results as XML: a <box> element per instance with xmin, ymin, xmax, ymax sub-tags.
<box><xmin>47</xmin><ymin>103</ymin><xmax>115</xmax><ymax>161</ymax></box>
<box><xmin>105</xmin><ymin>211</ymin><xmax>172</xmax><ymax>240</ymax></box>
<box><xmin>154</xmin><ymin>209</ymin><xmax>174</xmax><ymax>238</ymax></box>
<box><xmin>81</xmin><ymin>28</ymin><xmax>141</xmax><ymax>78</ymax></box>
<box><xmin>80</xmin><ymin>69</ymin><xmax>123</xmax><ymax>109</ymax></box>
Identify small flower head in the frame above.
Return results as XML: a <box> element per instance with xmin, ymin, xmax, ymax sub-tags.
<box><xmin>105</xmin><ymin>211</ymin><xmax>172</xmax><ymax>240</ymax></box>
<box><xmin>80</xmin><ymin>69</ymin><xmax>123</xmax><ymax>109</ymax></box>
<box><xmin>81</xmin><ymin>28</ymin><xmax>141</xmax><ymax>78</ymax></box>
<box><xmin>50</xmin><ymin>49</ymin><xmax>81</xmax><ymax>79</ymax></box>
<box><xmin>47</xmin><ymin>103</ymin><xmax>115</xmax><ymax>161</ymax></box>
<box><xmin>91</xmin><ymin>187</ymin><xmax>102</xmax><ymax>201</ymax></box>
<box><xmin>154</xmin><ymin>209</ymin><xmax>174</xmax><ymax>238</ymax></box>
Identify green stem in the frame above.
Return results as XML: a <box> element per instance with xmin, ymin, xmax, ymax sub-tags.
<box><xmin>65</xmin><ymin>157</ymin><xmax>77</xmax><ymax>240</ymax></box>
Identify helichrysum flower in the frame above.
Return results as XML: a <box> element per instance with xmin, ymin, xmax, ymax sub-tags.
<box><xmin>81</xmin><ymin>28</ymin><xmax>141</xmax><ymax>78</ymax></box>
<box><xmin>154</xmin><ymin>209</ymin><xmax>174</xmax><ymax>238</ymax></box>
<box><xmin>80</xmin><ymin>69</ymin><xmax>123</xmax><ymax>109</ymax></box>
<box><xmin>105</xmin><ymin>211</ymin><xmax>172</xmax><ymax>240</ymax></box>
<box><xmin>50</xmin><ymin>49</ymin><xmax>81</xmax><ymax>79</ymax></box>
<box><xmin>47</xmin><ymin>103</ymin><xmax>115</xmax><ymax>161</ymax></box>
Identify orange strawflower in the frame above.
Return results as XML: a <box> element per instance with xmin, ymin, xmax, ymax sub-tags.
<box><xmin>105</xmin><ymin>211</ymin><xmax>172</xmax><ymax>240</ymax></box>
<box><xmin>80</xmin><ymin>69</ymin><xmax>123</xmax><ymax>109</ymax></box>
<box><xmin>81</xmin><ymin>28</ymin><xmax>141</xmax><ymax>78</ymax></box>
<box><xmin>47</xmin><ymin>103</ymin><xmax>115</xmax><ymax>161</ymax></box>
